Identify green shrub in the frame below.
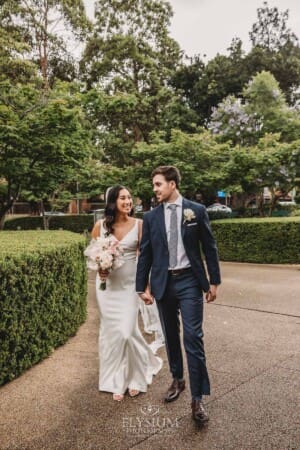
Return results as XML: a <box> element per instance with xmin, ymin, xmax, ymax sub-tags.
<box><xmin>47</xmin><ymin>214</ymin><xmax>94</xmax><ymax>233</ymax></box>
<box><xmin>212</xmin><ymin>217</ymin><xmax>300</xmax><ymax>264</ymax></box>
<box><xmin>4</xmin><ymin>214</ymin><xmax>94</xmax><ymax>233</ymax></box>
<box><xmin>4</xmin><ymin>216</ymin><xmax>44</xmax><ymax>230</ymax></box>
<box><xmin>207</xmin><ymin>210</ymin><xmax>232</xmax><ymax>220</ymax></box>
<box><xmin>0</xmin><ymin>231</ymin><xmax>87</xmax><ymax>386</ymax></box>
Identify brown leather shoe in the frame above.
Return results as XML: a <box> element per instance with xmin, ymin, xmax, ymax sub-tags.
<box><xmin>191</xmin><ymin>399</ymin><xmax>209</xmax><ymax>424</ymax></box>
<box><xmin>165</xmin><ymin>379</ymin><xmax>185</xmax><ymax>402</ymax></box>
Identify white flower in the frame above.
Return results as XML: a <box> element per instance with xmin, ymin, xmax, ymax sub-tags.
<box><xmin>183</xmin><ymin>208</ymin><xmax>196</xmax><ymax>223</ymax></box>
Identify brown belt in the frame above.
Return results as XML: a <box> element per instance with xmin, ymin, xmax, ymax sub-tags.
<box><xmin>169</xmin><ymin>267</ymin><xmax>192</xmax><ymax>276</ymax></box>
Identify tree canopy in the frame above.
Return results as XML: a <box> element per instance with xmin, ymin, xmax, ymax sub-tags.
<box><xmin>0</xmin><ymin>0</ymin><xmax>299</xmax><ymax>225</ymax></box>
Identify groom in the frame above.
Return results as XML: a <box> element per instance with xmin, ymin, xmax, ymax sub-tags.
<box><xmin>136</xmin><ymin>165</ymin><xmax>221</xmax><ymax>424</ymax></box>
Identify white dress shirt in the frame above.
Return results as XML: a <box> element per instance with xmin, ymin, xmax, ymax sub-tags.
<box><xmin>164</xmin><ymin>196</ymin><xmax>191</xmax><ymax>270</ymax></box>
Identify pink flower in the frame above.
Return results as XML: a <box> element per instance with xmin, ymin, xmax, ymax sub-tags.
<box><xmin>84</xmin><ymin>236</ymin><xmax>124</xmax><ymax>290</ymax></box>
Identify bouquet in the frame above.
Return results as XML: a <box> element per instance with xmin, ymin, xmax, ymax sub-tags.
<box><xmin>84</xmin><ymin>237</ymin><xmax>124</xmax><ymax>290</ymax></box>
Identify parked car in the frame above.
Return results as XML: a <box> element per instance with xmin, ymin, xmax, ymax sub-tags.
<box><xmin>278</xmin><ymin>200</ymin><xmax>296</xmax><ymax>206</ymax></box>
<box><xmin>206</xmin><ymin>203</ymin><xmax>232</xmax><ymax>213</ymax></box>
<box><xmin>206</xmin><ymin>203</ymin><xmax>232</xmax><ymax>220</ymax></box>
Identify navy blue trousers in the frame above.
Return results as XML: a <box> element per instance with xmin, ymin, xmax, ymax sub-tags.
<box><xmin>157</xmin><ymin>269</ymin><xmax>210</xmax><ymax>398</ymax></box>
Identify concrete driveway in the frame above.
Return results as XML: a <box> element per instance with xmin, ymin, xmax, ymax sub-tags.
<box><xmin>0</xmin><ymin>262</ymin><xmax>299</xmax><ymax>450</ymax></box>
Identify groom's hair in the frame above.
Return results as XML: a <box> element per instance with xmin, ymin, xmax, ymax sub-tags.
<box><xmin>151</xmin><ymin>166</ymin><xmax>181</xmax><ymax>188</ymax></box>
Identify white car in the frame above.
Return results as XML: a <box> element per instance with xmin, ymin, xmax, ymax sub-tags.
<box><xmin>278</xmin><ymin>200</ymin><xmax>296</xmax><ymax>206</ymax></box>
<box><xmin>206</xmin><ymin>203</ymin><xmax>232</xmax><ymax>213</ymax></box>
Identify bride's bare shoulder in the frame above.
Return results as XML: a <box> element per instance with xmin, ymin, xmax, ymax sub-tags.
<box><xmin>91</xmin><ymin>219</ymin><xmax>102</xmax><ymax>239</ymax></box>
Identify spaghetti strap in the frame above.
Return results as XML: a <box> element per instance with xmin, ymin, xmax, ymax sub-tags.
<box><xmin>99</xmin><ymin>219</ymin><xmax>105</xmax><ymax>238</ymax></box>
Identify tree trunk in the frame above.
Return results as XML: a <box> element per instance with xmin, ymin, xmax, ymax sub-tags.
<box><xmin>0</xmin><ymin>212</ymin><xmax>6</xmax><ymax>231</ymax></box>
<box><xmin>268</xmin><ymin>190</ymin><xmax>277</xmax><ymax>217</ymax></box>
<box><xmin>40</xmin><ymin>200</ymin><xmax>49</xmax><ymax>230</ymax></box>
<box><xmin>231</xmin><ymin>192</ymin><xmax>248</xmax><ymax>209</ymax></box>
<box><xmin>0</xmin><ymin>201</ymin><xmax>14</xmax><ymax>230</ymax></box>
<box><xmin>256</xmin><ymin>192</ymin><xmax>265</xmax><ymax>217</ymax></box>
<box><xmin>35</xmin><ymin>0</ymin><xmax>49</xmax><ymax>89</ymax></box>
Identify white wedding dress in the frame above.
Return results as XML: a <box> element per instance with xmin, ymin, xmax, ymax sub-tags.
<box><xmin>96</xmin><ymin>219</ymin><xmax>162</xmax><ymax>394</ymax></box>
<box><xmin>139</xmin><ymin>300</ymin><xmax>165</xmax><ymax>354</ymax></box>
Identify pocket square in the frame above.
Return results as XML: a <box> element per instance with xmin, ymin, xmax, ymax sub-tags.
<box><xmin>186</xmin><ymin>222</ymin><xmax>197</xmax><ymax>227</ymax></box>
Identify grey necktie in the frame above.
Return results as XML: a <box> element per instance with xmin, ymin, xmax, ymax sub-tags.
<box><xmin>168</xmin><ymin>204</ymin><xmax>178</xmax><ymax>268</ymax></box>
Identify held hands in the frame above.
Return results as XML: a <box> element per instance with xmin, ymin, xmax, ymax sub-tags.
<box><xmin>205</xmin><ymin>284</ymin><xmax>218</xmax><ymax>303</ymax></box>
<box><xmin>139</xmin><ymin>290</ymin><xmax>154</xmax><ymax>305</ymax></box>
<box><xmin>139</xmin><ymin>285</ymin><xmax>218</xmax><ymax>304</ymax></box>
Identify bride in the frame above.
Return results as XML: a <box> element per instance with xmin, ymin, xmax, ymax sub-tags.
<box><xmin>91</xmin><ymin>185</ymin><xmax>162</xmax><ymax>401</ymax></box>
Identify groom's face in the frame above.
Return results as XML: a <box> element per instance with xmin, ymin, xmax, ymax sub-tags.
<box><xmin>152</xmin><ymin>174</ymin><xmax>176</xmax><ymax>203</ymax></box>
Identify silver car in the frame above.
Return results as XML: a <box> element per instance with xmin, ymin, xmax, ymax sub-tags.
<box><xmin>206</xmin><ymin>203</ymin><xmax>232</xmax><ymax>213</ymax></box>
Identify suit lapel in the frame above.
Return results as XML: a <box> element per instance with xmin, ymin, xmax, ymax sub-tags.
<box><xmin>156</xmin><ymin>203</ymin><xmax>168</xmax><ymax>248</ymax></box>
<box><xmin>181</xmin><ymin>198</ymin><xmax>188</xmax><ymax>240</ymax></box>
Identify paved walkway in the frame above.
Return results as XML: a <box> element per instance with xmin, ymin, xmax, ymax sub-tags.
<box><xmin>0</xmin><ymin>262</ymin><xmax>299</xmax><ymax>450</ymax></box>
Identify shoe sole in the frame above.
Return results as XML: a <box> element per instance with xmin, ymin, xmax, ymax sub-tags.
<box><xmin>192</xmin><ymin>416</ymin><xmax>209</xmax><ymax>424</ymax></box>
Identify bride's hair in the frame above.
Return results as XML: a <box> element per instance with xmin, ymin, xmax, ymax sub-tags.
<box><xmin>104</xmin><ymin>185</ymin><xmax>134</xmax><ymax>235</ymax></box>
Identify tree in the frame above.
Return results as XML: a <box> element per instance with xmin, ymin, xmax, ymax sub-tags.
<box><xmin>208</xmin><ymin>71</ymin><xmax>300</xmax><ymax>145</ymax></box>
<box><xmin>1</xmin><ymin>0</ymin><xmax>91</xmax><ymax>87</ymax></box>
<box><xmin>0</xmin><ymin>1</ymin><xmax>37</xmax><ymax>84</ymax></box>
<box><xmin>171</xmin><ymin>2</ymin><xmax>300</xmax><ymax>125</ymax></box>
<box><xmin>243</xmin><ymin>44</ymin><xmax>300</xmax><ymax>105</ymax></box>
<box><xmin>249</xmin><ymin>1</ymin><xmax>298</xmax><ymax>50</ymax></box>
<box><xmin>255</xmin><ymin>135</ymin><xmax>300</xmax><ymax>214</ymax></box>
<box><xmin>127</xmin><ymin>129</ymin><xmax>231</xmax><ymax>204</ymax></box>
<box><xmin>244</xmin><ymin>71</ymin><xmax>300</xmax><ymax>142</ymax></box>
<box><xmin>80</xmin><ymin>0</ymin><xmax>183</xmax><ymax>166</ymax></box>
<box><xmin>171</xmin><ymin>39</ymin><xmax>252</xmax><ymax>125</ymax></box>
<box><xmin>0</xmin><ymin>80</ymin><xmax>92</xmax><ymax>228</ymax></box>
<box><xmin>221</xmin><ymin>133</ymin><xmax>300</xmax><ymax>215</ymax></box>
<box><xmin>77</xmin><ymin>160</ymin><xmax>126</xmax><ymax>201</ymax></box>
<box><xmin>207</xmin><ymin>95</ymin><xmax>263</xmax><ymax>146</ymax></box>
<box><xmin>248</xmin><ymin>2</ymin><xmax>300</xmax><ymax>104</ymax></box>
<box><xmin>170</xmin><ymin>55</ymin><xmax>207</xmax><ymax>125</ymax></box>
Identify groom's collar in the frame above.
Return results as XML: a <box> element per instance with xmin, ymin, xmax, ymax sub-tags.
<box><xmin>164</xmin><ymin>195</ymin><xmax>183</xmax><ymax>210</ymax></box>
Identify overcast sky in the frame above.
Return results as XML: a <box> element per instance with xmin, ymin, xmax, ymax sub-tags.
<box><xmin>83</xmin><ymin>0</ymin><xmax>300</xmax><ymax>60</ymax></box>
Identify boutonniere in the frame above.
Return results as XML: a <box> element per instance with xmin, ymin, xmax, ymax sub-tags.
<box><xmin>183</xmin><ymin>208</ymin><xmax>196</xmax><ymax>223</ymax></box>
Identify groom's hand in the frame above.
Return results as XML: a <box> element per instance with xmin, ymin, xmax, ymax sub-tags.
<box><xmin>139</xmin><ymin>292</ymin><xmax>154</xmax><ymax>305</ymax></box>
<box><xmin>205</xmin><ymin>285</ymin><xmax>218</xmax><ymax>303</ymax></box>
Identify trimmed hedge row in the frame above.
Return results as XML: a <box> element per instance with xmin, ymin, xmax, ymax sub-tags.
<box><xmin>3</xmin><ymin>213</ymin><xmax>143</xmax><ymax>233</ymax></box>
<box><xmin>4</xmin><ymin>215</ymin><xmax>94</xmax><ymax>233</ymax></box>
<box><xmin>211</xmin><ymin>217</ymin><xmax>300</xmax><ymax>264</ymax></box>
<box><xmin>0</xmin><ymin>231</ymin><xmax>87</xmax><ymax>386</ymax></box>
<box><xmin>4</xmin><ymin>215</ymin><xmax>300</xmax><ymax>264</ymax></box>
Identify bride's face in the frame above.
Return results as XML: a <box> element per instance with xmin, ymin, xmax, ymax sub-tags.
<box><xmin>116</xmin><ymin>189</ymin><xmax>133</xmax><ymax>215</ymax></box>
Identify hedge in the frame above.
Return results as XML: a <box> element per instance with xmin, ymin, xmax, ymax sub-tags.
<box><xmin>4</xmin><ymin>215</ymin><xmax>300</xmax><ymax>264</ymax></box>
<box><xmin>4</xmin><ymin>214</ymin><xmax>94</xmax><ymax>233</ymax></box>
<box><xmin>3</xmin><ymin>213</ymin><xmax>144</xmax><ymax>233</ymax></box>
<box><xmin>0</xmin><ymin>231</ymin><xmax>87</xmax><ymax>386</ymax></box>
<box><xmin>211</xmin><ymin>217</ymin><xmax>300</xmax><ymax>264</ymax></box>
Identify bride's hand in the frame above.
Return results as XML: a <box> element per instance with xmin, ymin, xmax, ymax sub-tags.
<box><xmin>98</xmin><ymin>269</ymin><xmax>109</xmax><ymax>279</ymax></box>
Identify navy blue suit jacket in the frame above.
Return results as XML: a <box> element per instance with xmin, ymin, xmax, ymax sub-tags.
<box><xmin>136</xmin><ymin>198</ymin><xmax>221</xmax><ymax>301</ymax></box>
